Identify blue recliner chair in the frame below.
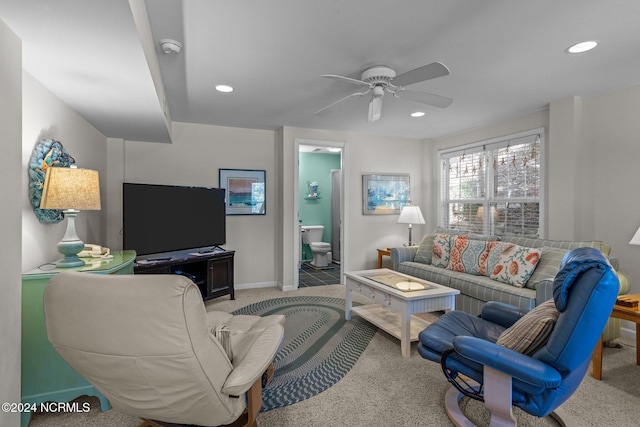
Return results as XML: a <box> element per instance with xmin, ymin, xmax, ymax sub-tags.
<box><xmin>418</xmin><ymin>247</ymin><xmax>619</xmax><ymax>426</ymax></box>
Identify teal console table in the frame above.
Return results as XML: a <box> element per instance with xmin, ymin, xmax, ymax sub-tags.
<box><xmin>21</xmin><ymin>250</ymin><xmax>136</xmax><ymax>427</ymax></box>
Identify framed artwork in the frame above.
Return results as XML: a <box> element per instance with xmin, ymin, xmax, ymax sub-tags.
<box><xmin>219</xmin><ymin>169</ymin><xmax>266</xmax><ymax>215</ymax></box>
<box><xmin>362</xmin><ymin>173</ymin><xmax>410</xmax><ymax>215</ymax></box>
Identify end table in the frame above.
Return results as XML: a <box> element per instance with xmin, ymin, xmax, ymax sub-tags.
<box><xmin>21</xmin><ymin>250</ymin><xmax>136</xmax><ymax>427</ymax></box>
<box><xmin>377</xmin><ymin>248</ymin><xmax>391</xmax><ymax>268</ymax></box>
<box><xmin>591</xmin><ymin>293</ymin><xmax>640</xmax><ymax>380</ymax></box>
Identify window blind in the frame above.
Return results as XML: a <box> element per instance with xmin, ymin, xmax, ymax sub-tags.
<box><xmin>439</xmin><ymin>130</ymin><xmax>544</xmax><ymax>238</ymax></box>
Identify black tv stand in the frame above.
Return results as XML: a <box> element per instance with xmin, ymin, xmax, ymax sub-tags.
<box><xmin>148</xmin><ymin>256</ymin><xmax>173</xmax><ymax>261</ymax></box>
<box><xmin>134</xmin><ymin>248</ymin><xmax>235</xmax><ymax>300</ymax></box>
<box><xmin>197</xmin><ymin>245</ymin><xmax>224</xmax><ymax>254</ymax></box>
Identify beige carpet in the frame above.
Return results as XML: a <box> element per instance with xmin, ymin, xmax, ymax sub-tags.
<box><xmin>28</xmin><ymin>284</ymin><xmax>640</xmax><ymax>427</ymax></box>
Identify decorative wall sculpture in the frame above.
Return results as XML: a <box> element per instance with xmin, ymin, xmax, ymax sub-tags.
<box><xmin>28</xmin><ymin>139</ymin><xmax>75</xmax><ymax>223</ymax></box>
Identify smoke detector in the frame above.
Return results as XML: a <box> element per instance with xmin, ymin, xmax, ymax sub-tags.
<box><xmin>160</xmin><ymin>39</ymin><xmax>182</xmax><ymax>54</ymax></box>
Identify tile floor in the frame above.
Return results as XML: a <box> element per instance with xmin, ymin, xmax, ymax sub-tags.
<box><xmin>298</xmin><ymin>262</ymin><xmax>341</xmax><ymax>287</ymax></box>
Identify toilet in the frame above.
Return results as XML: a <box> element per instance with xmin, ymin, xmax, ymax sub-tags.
<box><xmin>300</xmin><ymin>225</ymin><xmax>332</xmax><ymax>268</ymax></box>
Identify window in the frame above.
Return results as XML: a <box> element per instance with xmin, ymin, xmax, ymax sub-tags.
<box><xmin>439</xmin><ymin>130</ymin><xmax>544</xmax><ymax>238</ymax></box>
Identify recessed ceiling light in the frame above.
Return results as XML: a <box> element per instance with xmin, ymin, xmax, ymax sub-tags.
<box><xmin>566</xmin><ymin>40</ymin><xmax>599</xmax><ymax>54</ymax></box>
<box><xmin>215</xmin><ymin>85</ymin><xmax>234</xmax><ymax>93</ymax></box>
<box><xmin>327</xmin><ymin>147</ymin><xmax>341</xmax><ymax>152</ymax></box>
<box><xmin>411</xmin><ymin>111</ymin><xmax>426</xmax><ymax>117</ymax></box>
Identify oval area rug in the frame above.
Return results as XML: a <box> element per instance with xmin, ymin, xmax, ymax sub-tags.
<box><xmin>232</xmin><ymin>296</ymin><xmax>377</xmax><ymax>412</ymax></box>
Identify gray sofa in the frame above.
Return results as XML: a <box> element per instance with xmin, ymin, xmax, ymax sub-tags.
<box><xmin>391</xmin><ymin>228</ymin><xmax>630</xmax><ymax>342</ymax></box>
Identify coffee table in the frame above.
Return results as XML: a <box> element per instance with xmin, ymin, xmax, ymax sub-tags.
<box><xmin>344</xmin><ymin>268</ymin><xmax>459</xmax><ymax>357</ymax></box>
<box><xmin>592</xmin><ymin>293</ymin><xmax>640</xmax><ymax>380</ymax></box>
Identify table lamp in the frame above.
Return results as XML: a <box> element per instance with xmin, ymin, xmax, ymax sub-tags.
<box><xmin>39</xmin><ymin>167</ymin><xmax>101</xmax><ymax>268</ymax></box>
<box><xmin>630</xmin><ymin>226</ymin><xmax>640</xmax><ymax>246</ymax></box>
<box><xmin>398</xmin><ymin>205</ymin><xmax>425</xmax><ymax>246</ymax></box>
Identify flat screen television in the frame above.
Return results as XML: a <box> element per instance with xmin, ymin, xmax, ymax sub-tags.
<box><xmin>123</xmin><ymin>183</ymin><xmax>226</xmax><ymax>256</ymax></box>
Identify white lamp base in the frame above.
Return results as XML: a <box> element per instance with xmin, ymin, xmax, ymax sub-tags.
<box><xmin>56</xmin><ymin>209</ymin><xmax>86</xmax><ymax>268</ymax></box>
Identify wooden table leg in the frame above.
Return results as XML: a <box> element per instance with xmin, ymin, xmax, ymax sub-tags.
<box><xmin>636</xmin><ymin>323</ymin><xmax>640</xmax><ymax>366</ymax></box>
<box><xmin>376</xmin><ymin>248</ymin><xmax>390</xmax><ymax>268</ymax></box>
<box><xmin>245</xmin><ymin>378</ymin><xmax>261</xmax><ymax>427</ymax></box>
<box><xmin>591</xmin><ymin>334</ymin><xmax>604</xmax><ymax>380</ymax></box>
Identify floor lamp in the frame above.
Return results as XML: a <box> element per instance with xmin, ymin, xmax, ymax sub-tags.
<box><xmin>398</xmin><ymin>205</ymin><xmax>425</xmax><ymax>246</ymax></box>
<box><xmin>39</xmin><ymin>167</ymin><xmax>101</xmax><ymax>268</ymax></box>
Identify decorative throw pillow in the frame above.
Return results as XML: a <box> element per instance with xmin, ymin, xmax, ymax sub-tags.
<box><xmin>414</xmin><ymin>234</ymin><xmax>436</xmax><ymax>264</ymax></box>
<box><xmin>448</xmin><ymin>236</ymin><xmax>500</xmax><ymax>276</ymax></box>
<box><xmin>496</xmin><ymin>299</ymin><xmax>560</xmax><ymax>355</ymax></box>
<box><xmin>432</xmin><ymin>234</ymin><xmax>452</xmax><ymax>268</ymax></box>
<box><xmin>525</xmin><ymin>247</ymin><xmax>569</xmax><ymax>290</ymax></box>
<box><xmin>487</xmin><ymin>243</ymin><xmax>542</xmax><ymax>287</ymax></box>
<box><xmin>415</xmin><ymin>227</ymin><xmax>473</xmax><ymax>264</ymax></box>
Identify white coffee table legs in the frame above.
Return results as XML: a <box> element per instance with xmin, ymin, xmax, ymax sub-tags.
<box><xmin>400</xmin><ymin>307</ymin><xmax>410</xmax><ymax>357</ymax></box>
<box><xmin>345</xmin><ymin>285</ymin><xmax>353</xmax><ymax>320</ymax></box>
<box><xmin>344</xmin><ymin>271</ymin><xmax>458</xmax><ymax>357</ymax></box>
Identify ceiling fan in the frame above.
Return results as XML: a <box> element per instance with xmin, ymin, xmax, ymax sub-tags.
<box><xmin>315</xmin><ymin>62</ymin><xmax>453</xmax><ymax>122</ymax></box>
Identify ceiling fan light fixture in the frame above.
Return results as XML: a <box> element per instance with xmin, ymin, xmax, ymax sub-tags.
<box><xmin>411</xmin><ymin>111</ymin><xmax>426</xmax><ymax>117</ymax></box>
<box><xmin>316</xmin><ymin>61</ymin><xmax>452</xmax><ymax>122</ymax></box>
<box><xmin>566</xmin><ymin>40</ymin><xmax>599</xmax><ymax>54</ymax></box>
<box><xmin>215</xmin><ymin>84</ymin><xmax>234</xmax><ymax>93</ymax></box>
<box><xmin>368</xmin><ymin>96</ymin><xmax>383</xmax><ymax>122</ymax></box>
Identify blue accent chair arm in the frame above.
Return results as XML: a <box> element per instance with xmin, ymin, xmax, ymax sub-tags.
<box><xmin>453</xmin><ymin>336</ymin><xmax>562</xmax><ymax>388</ymax></box>
<box><xmin>419</xmin><ymin>248</ymin><xmax>620</xmax><ymax>426</ymax></box>
<box><xmin>481</xmin><ymin>301</ymin><xmax>528</xmax><ymax>328</ymax></box>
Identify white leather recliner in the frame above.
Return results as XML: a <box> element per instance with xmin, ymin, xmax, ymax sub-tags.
<box><xmin>44</xmin><ymin>271</ymin><xmax>284</xmax><ymax>427</ymax></box>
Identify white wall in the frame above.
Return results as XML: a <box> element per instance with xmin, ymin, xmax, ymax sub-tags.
<box><xmin>21</xmin><ymin>73</ymin><xmax>107</xmax><ymax>272</ymax></box>
<box><xmin>114</xmin><ymin>123</ymin><xmax>426</xmax><ymax>289</ymax></box>
<box><xmin>581</xmin><ymin>85</ymin><xmax>640</xmax><ymax>295</ymax></box>
<box><xmin>428</xmin><ymin>87</ymin><xmax>640</xmax><ymax>299</ymax></box>
<box><xmin>342</xmin><ymin>133</ymin><xmax>427</xmax><ymax>266</ymax></box>
<box><xmin>426</xmin><ymin>110</ymin><xmax>549</xmax><ymax>232</ymax></box>
<box><xmin>116</xmin><ymin>122</ymin><xmax>279</xmax><ymax>287</ymax></box>
<box><xmin>548</xmin><ymin>97</ymin><xmax>582</xmax><ymax>239</ymax></box>
<box><xmin>279</xmin><ymin>126</ymin><xmax>425</xmax><ymax>288</ymax></box>
<box><xmin>0</xmin><ymin>18</ymin><xmax>22</xmax><ymax>427</ymax></box>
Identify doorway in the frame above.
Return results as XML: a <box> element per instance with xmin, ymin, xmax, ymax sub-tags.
<box><xmin>294</xmin><ymin>139</ymin><xmax>346</xmax><ymax>288</ymax></box>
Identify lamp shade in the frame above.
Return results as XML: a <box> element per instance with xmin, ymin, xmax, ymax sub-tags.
<box><xmin>630</xmin><ymin>226</ymin><xmax>640</xmax><ymax>245</ymax></box>
<box><xmin>398</xmin><ymin>205</ymin><xmax>425</xmax><ymax>225</ymax></box>
<box><xmin>40</xmin><ymin>167</ymin><xmax>101</xmax><ymax>210</ymax></box>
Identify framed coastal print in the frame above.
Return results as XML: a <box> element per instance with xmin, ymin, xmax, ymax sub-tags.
<box><xmin>362</xmin><ymin>173</ymin><xmax>410</xmax><ymax>215</ymax></box>
<box><xmin>219</xmin><ymin>169</ymin><xmax>266</xmax><ymax>215</ymax></box>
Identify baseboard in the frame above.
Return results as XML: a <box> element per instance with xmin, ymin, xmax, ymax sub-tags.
<box><xmin>620</xmin><ymin>324</ymin><xmax>637</xmax><ymax>342</ymax></box>
<box><xmin>234</xmin><ymin>281</ymin><xmax>280</xmax><ymax>291</ymax></box>
<box><xmin>233</xmin><ymin>281</ymin><xmax>337</xmax><ymax>292</ymax></box>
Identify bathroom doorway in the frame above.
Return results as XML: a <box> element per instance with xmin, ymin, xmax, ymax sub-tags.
<box><xmin>330</xmin><ymin>169</ymin><xmax>341</xmax><ymax>263</ymax></box>
<box><xmin>295</xmin><ymin>139</ymin><xmax>345</xmax><ymax>288</ymax></box>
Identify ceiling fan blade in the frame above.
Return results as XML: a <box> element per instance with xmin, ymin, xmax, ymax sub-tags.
<box><xmin>392</xmin><ymin>62</ymin><xmax>450</xmax><ymax>87</ymax></box>
<box><xmin>368</xmin><ymin>96</ymin><xmax>383</xmax><ymax>122</ymax></box>
<box><xmin>398</xmin><ymin>89</ymin><xmax>453</xmax><ymax>108</ymax></box>
<box><xmin>321</xmin><ymin>74</ymin><xmax>371</xmax><ymax>87</ymax></box>
<box><xmin>315</xmin><ymin>90</ymin><xmax>370</xmax><ymax>116</ymax></box>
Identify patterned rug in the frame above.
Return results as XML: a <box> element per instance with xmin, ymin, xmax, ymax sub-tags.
<box><xmin>232</xmin><ymin>296</ymin><xmax>377</xmax><ymax>412</ymax></box>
